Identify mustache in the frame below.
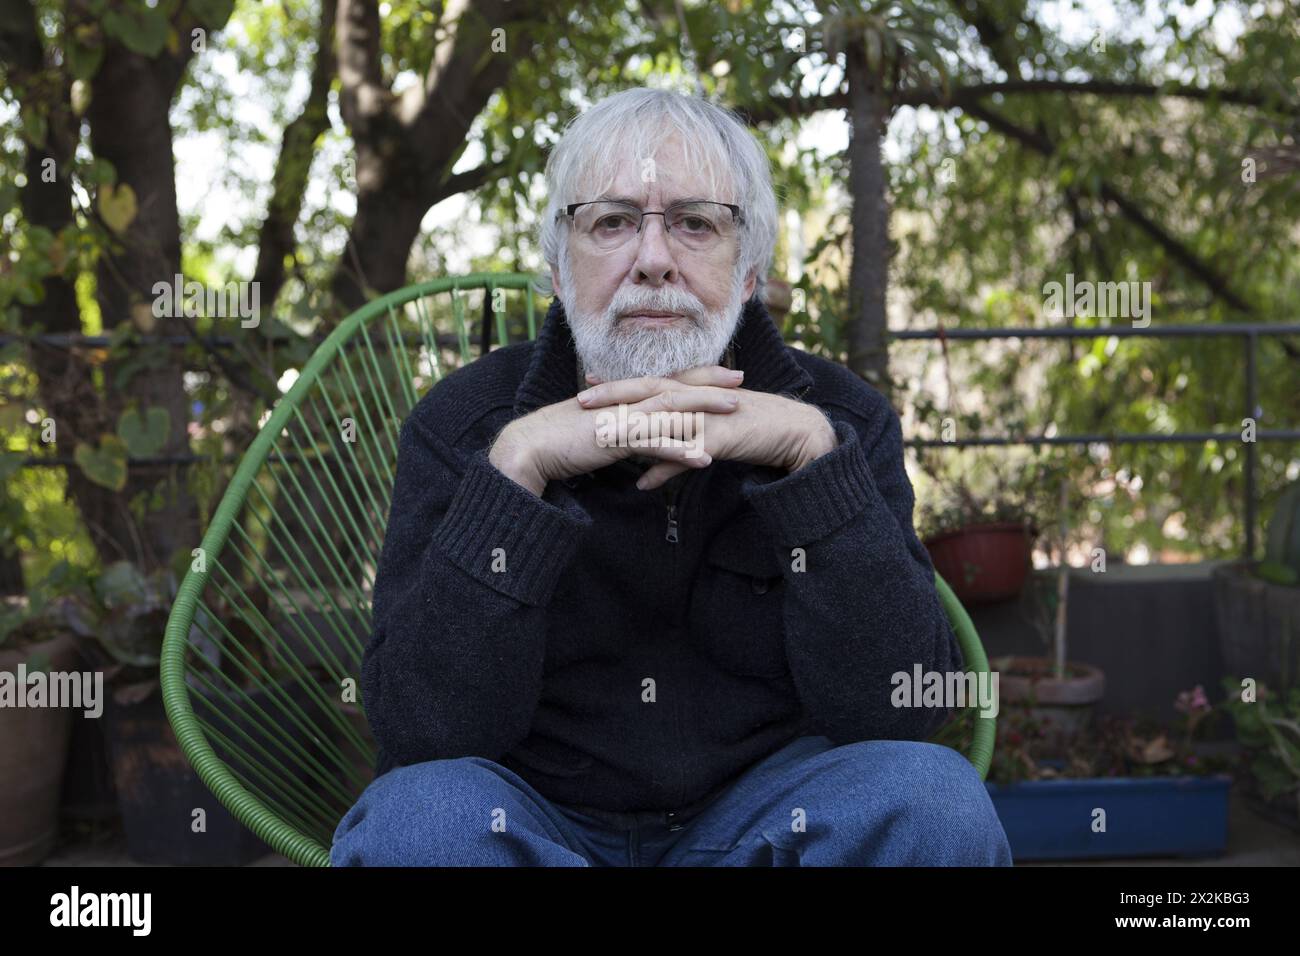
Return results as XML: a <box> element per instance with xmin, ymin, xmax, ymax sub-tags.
<box><xmin>607</xmin><ymin>290</ymin><xmax>704</xmax><ymax>323</ymax></box>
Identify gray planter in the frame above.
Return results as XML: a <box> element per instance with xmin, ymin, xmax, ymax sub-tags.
<box><xmin>1211</xmin><ymin>560</ymin><xmax>1300</xmax><ymax>690</ymax></box>
<box><xmin>993</xmin><ymin>655</ymin><xmax>1107</xmax><ymax>756</ymax></box>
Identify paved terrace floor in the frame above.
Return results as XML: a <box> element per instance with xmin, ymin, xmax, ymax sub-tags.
<box><xmin>39</xmin><ymin>784</ymin><xmax>1300</xmax><ymax>867</ymax></box>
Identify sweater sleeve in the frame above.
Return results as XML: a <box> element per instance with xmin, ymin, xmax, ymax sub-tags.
<box><xmin>740</xmin><ymin>392</ymin><xmax>963</xmax><ymax>744</ymax></box>
<box><xmin>360</xmin><ymin>407</ymin><xmax>591</xmax><ymax>770</ymax></box>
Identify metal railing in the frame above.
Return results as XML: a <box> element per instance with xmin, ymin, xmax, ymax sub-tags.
<box><xmin>10</xmin><ymin>318</ymin><xmax>1300</xmax><ymax>558</ymax></box>
<box><xmin>889</xmin><ymin>322</ymin><xmax>1300</xmax><ymax>558</ymax></box>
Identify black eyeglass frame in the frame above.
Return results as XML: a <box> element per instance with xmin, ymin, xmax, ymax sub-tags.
<box><xmin>559</xmin><ymin>200</ymin><xmax>745</xmax><ymax>233</ymax></box>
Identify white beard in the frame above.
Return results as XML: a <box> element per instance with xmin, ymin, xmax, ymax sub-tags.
<box><xmin>560</xmin><ymin>255</ymin><xmax>747</xmax><ymax>381</ymax></box>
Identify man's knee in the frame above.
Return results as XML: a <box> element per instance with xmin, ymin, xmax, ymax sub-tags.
<box><xmin>330</xmin><ymin>755</ymin><xmax>552</xmax><ymax>866</ymax></box>
<box><xmin>825</xmin><ymin>740</ymin><xmax>1012</xmax><ymax>865</ymax></box>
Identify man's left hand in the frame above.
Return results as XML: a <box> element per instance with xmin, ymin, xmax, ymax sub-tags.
<box><xmin>576</xmin><ymin>370</ymin><xmax>838</xmax><ymax>490</ymax></box>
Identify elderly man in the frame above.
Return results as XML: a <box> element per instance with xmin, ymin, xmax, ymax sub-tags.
<box><xmin>330</xmin><ymin>87</ymin><xmax>1012</xmax><ymax>867</ymax></box>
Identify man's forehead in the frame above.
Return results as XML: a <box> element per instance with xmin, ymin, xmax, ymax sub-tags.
<box><xmin>597</xmin><ymin>163</ymin><xmax>715</xmax><ymax>204</ymax></box>
<box><xmin>579</xmin><ymin>135</ymin><xmax>732</xmax><ymax>204</ymax></box>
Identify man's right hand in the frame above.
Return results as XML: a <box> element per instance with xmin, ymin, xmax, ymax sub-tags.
<box><xmin>488</xmin><ymin>364</ymin><xmax>745</xmax><ymax>496</ymax></box>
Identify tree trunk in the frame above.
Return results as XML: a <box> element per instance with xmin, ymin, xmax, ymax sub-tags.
<box><xmin>844</xmin><ymin>39</ymin><xmax>892</xmax><ymax>394</ymax></box>
<box><xmin>80</xmin><ymin>46</ymin><xmax>202</xmax><ymax>572</ymax></box>
<box><xmin>254</xmin><ymin>0</ymin><xmax>338</xmax><ymax>315</ymax></box>
<box><xmin>330</xmin><ymin>0</ymin><xmax>541</xmax><ymax>311</ymax></box>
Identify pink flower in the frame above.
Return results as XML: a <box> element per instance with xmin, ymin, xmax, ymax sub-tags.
<box><xmin>1175</xmin><ymin>685</ymin><xmax>1210</xmax><ymax>716</ymax></box>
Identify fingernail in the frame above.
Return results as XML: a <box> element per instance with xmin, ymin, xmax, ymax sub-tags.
<box><xmin>730</xmin><ymin>369</ymin><xmax>744</xmax><ymax>380</ymax></box>
<box><xmin>635</xmin><ymin>477</ymin><xmax>648</xmax><ymax>490</ymax></box>
<box><xmin>576</xmin><ymin>388</ymin><xmax>593</xmax><ymax>403</ymax></box>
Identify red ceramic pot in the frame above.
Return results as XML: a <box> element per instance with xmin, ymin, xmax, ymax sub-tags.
<box><xmin>924</xmin><ymin>521</ymin><xmax>1034</xmax><ymax>605</ymax></box>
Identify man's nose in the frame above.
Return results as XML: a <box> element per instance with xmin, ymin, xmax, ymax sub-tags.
<box><xmin>631</xmin><ymin>215</ymin><xmax>678</xmax><ymax>285</ymax></box>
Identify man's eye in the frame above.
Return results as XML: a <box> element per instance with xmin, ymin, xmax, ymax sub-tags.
<box><xmin>594</xmin><ymin>215</ymin><xmax>633</xmax><ymax>231</ymax></box>
<box><xmin>676</xmin><ymin>216</ymin><xmax>714</xmax><ymax>233</ymax></box>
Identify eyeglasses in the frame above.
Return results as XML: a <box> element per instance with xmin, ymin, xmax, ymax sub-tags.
<box><xmin>560</xmin><ymin>200</ymin><xmax>743</xmax><ymax>252</ymax></box>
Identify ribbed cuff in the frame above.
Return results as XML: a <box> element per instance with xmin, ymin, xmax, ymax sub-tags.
<box><xmin>741</xmin><ymin>420</ymin><xmax>879</xmax><ymax>546</ymax></box>
<box><xmin>431</xmin><ymin>448</ymin><xmax>591</xmax><ymax>606</ymax></box>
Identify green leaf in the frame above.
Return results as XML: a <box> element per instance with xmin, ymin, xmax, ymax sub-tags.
<box><xmin>94</xmin><ymin>560</ymin><xmax>148</xmax><ymax>607</ymax></box>
<box><xmin>22</xmin><ymin>109</ymin><xmax>47</xmax><ymax>150</ymax></box>
<box><xmin>97</xmin><ymin>183</ymin><xmax>138</xmax><ymax>234</ymax></box>
<box><xmin>0</xmin><ymin>403</ymin><xmax>28</xmax><ymax>433</ymax></box>
<box><xmin>14</xmin><ymin>281</ymin><xmax>43</xmax><ymax>306</ymax></box>
<box><xmin>74</xmin><ymin>435</ymin><xmax>129</xmax><ymax>491</ymax></box>
<box><xmin>0</xmin><ymin>448</ymin><xmax>25</xmax><ymax>482</ymax></box>
<box><xmin>88</xmin><ymin>158</ymin><xmax>117</xmax><ymax>186</ymax></box>
<box><xmin>66</xmin><ymin>33</ymin><xmax>104</xmax><ymax>82</ymax></box>
<box><xmin>102</xmin><ymin>8</ymin><xmax>169</xmax><ymax>57</ymax></box>
<box><xmin>0</xmin><ymin>606</ymin><xmax>28</xmax><ymax>648</ymax></box>
<box><xmin>116</xmin><ymin>406</ymin><xmax>170</xmax><ymax>458</ymax></box>
<box><xmin>1258</xmin><ymin>560</ymin><xmax>1299</xmax><ymax>587</ymax></box>
<box><xmin>189</xmin><ymin>0</ymin><xmax>235</xmax><ymax>28</ymax></box>
<box><xmin>112</xmin><ymin>345</ymin><xmax>169</xmax><ymax>390</ymax></box>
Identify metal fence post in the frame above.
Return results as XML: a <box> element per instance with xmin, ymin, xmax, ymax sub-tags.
<box><xmin>1244</xmin><ymin>330</ymin><xmax>1259</xmax><ymax>561</ymax></box>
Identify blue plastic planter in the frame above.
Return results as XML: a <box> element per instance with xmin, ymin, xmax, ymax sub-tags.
<box><xmin>986</xmin><ymin>775</ymin><xmax>1232</xmax><ymax>861</ymax></box>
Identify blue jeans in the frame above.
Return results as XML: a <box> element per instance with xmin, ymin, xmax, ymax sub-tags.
<box><xmin>330</xmin><ymin>735</ymin><xmax>1012</xmax><ymax>866</ymax></box>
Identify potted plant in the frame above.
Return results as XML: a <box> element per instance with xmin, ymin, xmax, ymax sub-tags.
<box><xmin>971</xmin><ymin>686</ymin><xmax>1234</xmax><ymax>860</ymax></box>
<box><xmin>1212</xmin><ymin>479</ymin><xmax>1300</xmax><ymax>692</ymax></box>
<box><xmin>0</xmin><ymin>583</ymin><xmax>82</xmax><ymax>865</ymax></box>
<box><xmin>1220</xmin><ymin>675</ymin><xmax>1300</xmax><ymax>834</ymax></box>
<box><xmin>990</xmin><ymin>474</ymin><xmax>1106</xmax><ymax>752</ymax></box>
<box><xmin>916</xmin><ymin>458</ymin><xmax>1064</xmax><ymax>606</ymax></box>
<box><xmin>994</xmin><ymin>578</ymin><xmax>1106</xmax><ymax>756</ymax></box>
<box><xmin>67</xmin><ymin>559</ymin><xmax>312</xmax><ymax>864</ymax></box>
<box><xmin>921</xmin><ymin>504</ymin><xmax>1035</xmax><ymax>604</ymax></box>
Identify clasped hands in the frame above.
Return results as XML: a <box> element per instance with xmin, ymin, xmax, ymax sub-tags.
<box><xmin>488</xmin><ymin>364</ymin><xmax>838</xmax><ymax>496</ymax></box>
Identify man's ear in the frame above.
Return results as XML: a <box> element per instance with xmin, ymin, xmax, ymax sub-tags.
<box><xmin>742</xmin><ymin>267</ymin><xmax>757</xmax><ymax>302</ymax></box>
<box><xmin>550</xmin><ymin>265</ymin><xmax>563</xmax><ymax>300</ymax></box>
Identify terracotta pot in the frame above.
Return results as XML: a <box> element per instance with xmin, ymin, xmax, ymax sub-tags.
<box><xmin>0</xmin><ymin>632</ymin><xmax>81</xmax><ymax>866</ymax></box>
<box><xmin>924</xmin><ymin>521</ymin><xmax>1034</xmax><ymax>605</ymax></box>
<box><xmin>101</xmin><ymin>676</ymin><xmax>331</xmax><ymax>865</ymax></box>
<box><xmin>994</xmin><ymin>655</ymin><xmax>1107</xmax><ymax>756</ymax></box>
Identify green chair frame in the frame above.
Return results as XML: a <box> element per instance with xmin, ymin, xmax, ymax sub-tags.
<box><xmin>161</xmin><ymin>272</ymin><xmax>996</xmax><ymax>867</ymax></box>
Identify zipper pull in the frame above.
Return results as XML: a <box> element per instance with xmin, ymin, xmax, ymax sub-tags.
<box><xmin>665</xmin><ymin>504</ymin><xmax>679</xmax><ymax>543</ymax></box>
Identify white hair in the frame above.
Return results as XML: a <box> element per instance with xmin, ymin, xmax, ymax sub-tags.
<box><xmin>535</xmin><ymin>87</ymin><xmax>779</xmax><ymax>302</ymax></box>
<box><xmin>560</xmin><ymin>243</ymin><xmax>749</xmax><ymax>382</ymax></box>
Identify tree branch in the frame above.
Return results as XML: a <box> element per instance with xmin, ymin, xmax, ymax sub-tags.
<box><xmin>335</xmin><ymin>0</ymin><xmax>391</xmax><ymax>138</ymax></box>
<box><xmin>732</xmin><ymin>90</ymin><xmax>848</xmax><ymax>126</ymax></box>
<box><xmin>899</xmin><ymin>79</ymin><xmax>1296</xmax><ymax>113</ymax></box>
<box><xmin>962</xmin><ymin>100</ymin><xmax>1255</xmax><ymax>314</ymax></box>
<box><xmin>252</xmin><ymin>0</ymin><xmax>338</xmax><ymax>315</ymax></box>
<box><xmin>406</xmin><ymin>0</ymin><xmax>538</xmax><ymax>161</ymax></box>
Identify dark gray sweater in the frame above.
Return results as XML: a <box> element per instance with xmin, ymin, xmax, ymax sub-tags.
<box><xmin>361</xmin><ymin>294</ymin><xmax>961</xmax><ymax>829</ymax></box>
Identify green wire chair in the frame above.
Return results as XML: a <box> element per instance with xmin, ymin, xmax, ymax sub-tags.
<box><xmin>161</xmin><ymin>272</ymin><xmax>996</xmax><ymax>867</ymax></box>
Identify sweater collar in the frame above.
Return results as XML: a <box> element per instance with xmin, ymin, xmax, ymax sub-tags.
<box><xmin>513</xmin><ymin>294</ymin><xmax>813</xmax><ymax>416</ymax></box>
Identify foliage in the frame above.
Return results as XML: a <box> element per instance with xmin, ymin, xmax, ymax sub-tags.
<box><xmin>1220</xmin><ymin>675</ymin><xmax>1300</xmax><ymax>821</ymax></box>
<box><xmin>1</xmin><ymin>0</ymin><xmax>1297</xmax><ymax>608</ymax></box>
<box><xmin>1257</xmin><ymin>478</ymin><xmax>1300</xmax><ymax>586</ymax></box>
<box><xmin>985</xmin><ymin>683</ymin><xmax>1229</xmax><ymax>786</ymax></box>
<box><xmin>0</xmin><ymin>558</ymin><xmax>173</xmax><ymax>671</ymax></box>
<box><xmin>931</xmin><ymin>681</ymin><xmax>1224</xmax><ymax>783</ymax></box>
<box><xmin>0</xmin><ymin>559</ymin><xmax>88</xmax><ymax>651</ymax></box>
<box><xmin>914</xmin><ymin>451</ymin><xmax>1068</xmax><ymax>542</ymax></box>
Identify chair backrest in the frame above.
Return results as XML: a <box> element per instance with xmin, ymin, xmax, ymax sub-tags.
<box><xmin>162</xmin><ymin>273</ymin><xmax>994</xmax><ymax>868</ymax></box>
